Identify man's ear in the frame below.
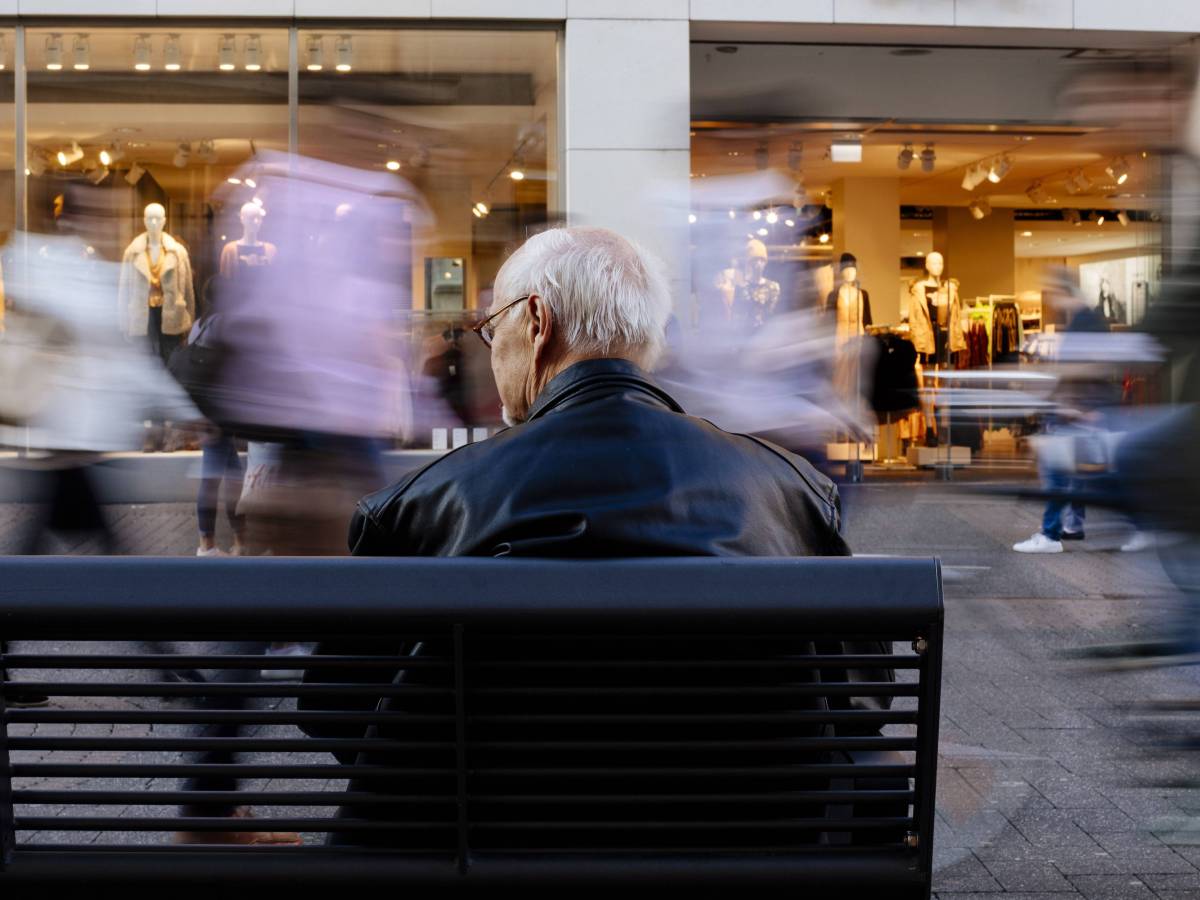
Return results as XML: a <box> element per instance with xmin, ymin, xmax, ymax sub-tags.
<box><xmin>527</xmin><ymin>294</ymin><xmax>554</xmax><ymax>362</ymax></box>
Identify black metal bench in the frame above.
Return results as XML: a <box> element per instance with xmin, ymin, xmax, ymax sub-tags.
<box><xmin>0</xmin><ymin>556</ymin><xmax>942</xmax><ymax>895</ymax></box>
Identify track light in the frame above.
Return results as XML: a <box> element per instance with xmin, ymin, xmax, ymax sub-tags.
<box><xmin>72</xmin><ymin>34</ymin><xmax>89</xmax><ymax>70</ymax></box>
<box><xmin>244</xmin><ymin>35</ymin><xmax>262</xmax><ymax>72</ymax></box>
<box><xmin>1094</xmin><ymin>211</ymin><xmax>1106</xmax><ymax>226</ymax></box>
<box><xmin>164</xmin><ymin>35</ymin><xmax>182</xmax><ymax>71</ymax></box>
<box><xmin>897</xmin><ymin>143</ymin><xmax>914</xmax><ymax>171</ymax></box>
<box><xmin>125</xmin><ymin>161</ymin><xmax>146</xmax><ymax>185</ymax></box>
<box><xmin>385</xmin><ymin>159</ymin><xmax>401</xmax><ymax>172</ymax></box>
<box><xmin>818</xmin><ymin>233</ymin><xmax>830</xmax><ymax>244</ymax></box>
<box><xmin>45</xmin><ymin>34</ymin><xmax>63</xmax><ymax>71</ymax></box>
<box><xmin>472</xmin><ymin>206</ymin><xmax>483</xmax><ymax>219</ymax></box>
<box><xmin>1066</xmin><ymin>170</ymin><xmax>1092</xmax><ymax>195</ymax></box>
<box><xmin>830</xmin><ymin>139</ymin><xmax>862</xmax><ymax>163</ymax></box>
<box><xmin>173</xmin><ymin>141</ymin><xmax>190</xmax><ymax>168</ymax></box>
<box><xmin>56</xmin><ymin>141</ymin><xmax>83</xmax><ymax>167</ymax></box>
<box><xmin>986</xmin><ymin>155</ymin><xmax>1011</xmax><ymax>184</ymax></box>
<box><xmin>474</xmin><ymin>202</ymin><xmax>489</xmax><ymax>217</ymax></box>
<box><xmin>784</xmin><ymin>218</ymin><xmax>795</xmax><ymax>228</ymax></box>
<box><xmin>961</xmin><ymin>163</ymin><xmax>988</xmax><ymax>191</ymax></box>
<box><xmin>335</xmin><ymin>36</ymin><xmax>352</xmax><ymax>72</ymax></box>
<box><xmin>968</xmin><ymin>197</ymin><xmax>992</xmax><ymax>220</ymax></box>
<box><xmin>243</xmin><ymin>177</ymin><xmax>257</xmax><ymax>188</ymax></box>
<box><xmin>920</xmin><ymin>144</ymin><xmax>936</xmax><ymax>173</ymax></box>
<box><xmin>1063</xmin><ymin>208</ymin><xmax>1081</xmax><ymax>225</ymax></box>
<box><xmin>306</xmin><ymin>36</ymin><xmax>323</xmax><ymax>71</ymax></box>
<box><xmin>99</xmin><ymin>148</ymin><xmax>112</xmax><ymax>167</ymax></box>
<box><xmin>1117</xmin><ymin>210</ymin><xmax>1130</xmax><ymax>227</ymax></box>
<box><xmin>86</xmin><ymin>165</ymin><xmax>109</xmax><ymax>185</ymax></box>
<box><xmin>765</xmin><ymin>209</ymin><xmax>779</xmax><ymax>224</ymax></box>
<box><xmin>133</xmin><ymin>35</ymin><xmax>151</xmax><ymax>71</ymax></box>
<box><xmin>218</xmin><ymin>35</ymin><xmax>236</xmax><ymax>71</ymax></box>
<box><xmin>196</xmin><ymin>139</ymin><xmax>218</xmax><ymax>164</ymax></box>
<box><xmin>1025</xmin><ymin>181</ymin><xmax>1050</xmax><ymax>204</ymax></box>
<box><xmin>1106</xmin><ymin>157</ymin><xmax>1130</xmax><ymax>185</ymax></box>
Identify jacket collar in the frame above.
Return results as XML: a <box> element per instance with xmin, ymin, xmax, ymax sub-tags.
<box><xmin>526</xmin><ymin>357</ymin><xmax>684</xmax><ymax>422</ymax></box>
<box><xmin>130</xmin><ymin>232</ymin><xmax>183</xmax><ymax>278</ymax></box>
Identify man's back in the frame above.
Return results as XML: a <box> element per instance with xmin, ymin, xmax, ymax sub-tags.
<box><xmin>349</xmin><ymin>359</ymin><xmax>848</xmax><ymax>559</ymax></box>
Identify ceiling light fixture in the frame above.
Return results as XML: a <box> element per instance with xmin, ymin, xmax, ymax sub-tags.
<box><xmin>56</xmin><ymin>141</ymin><xmax>83</xmax><ymax>167</ymax></box>
<box><xmin>765</xmin><ymin>209</ymin><xmax>779</xmax><ymax>224</ymax></box>
<box><xmin>133</xmin><ymin>34</ymin><xmax>151</xmax><ymax>71</ymax></box>
<box><xmin>72</xmin><ymin>34</ymin><xmax>89</xmax><ymax>70</ymax></box>
<box><xmin>1066</xmin><ymin>169</ymin><xmax>1092</xmax><ymax>195</ymax></box>
<box><xmin>1106</xmin><ymin>156</ymin><xmax>1130</xmax><ymax>185</ymax></box>
<box><xmin>99</xmin><ymin>148</ymin><xmax>112</xmax><ymax>167</ymax></box>
<box><xmin>386</xmin><ymin>159</ymin><xmax>401</xmax><ymax>171</ymax></box>
<box><xmin>125</xmin><ymin>161</ymin><xmax>146</xmax><ymax>185</ymax></box>
<box><xmin>196</xmin><ymin>139</ymin><xmax>218</xmax><ymax>164</ymax></box>
<box><xmin>961</xmin><ymin>163</ymin><xmax>988</xmax><ymax>192</ymax></box>
<box><xmin>244</xmin><ymin>34</ymin><xmax>262</xmax><ymax>72</ymax></box>
<box><xmin>897</xmin><ymin>143</ymin><xmax>914</xmax><ymax>171</ymax></box>
<box><xmin>27</xmin><ymin>153</ymin><xmax>46</xmax><ymax>176</ymax></box>
<box><xmin>164</xmin><ymin>34</ymin><xmax>181</xmax><ymax>71</ymax></box>
<box><xmin>227</xmin><ymin>176</ymin><xmax>242</xmax><ymax>185</ymax></box>
<box><xmin>306</xmin><ymin>35</ymin><xmax>323</xmax><ymax>71</ymax></box>
<box><xmin>474</xmin><ymin>202</ymin><xmax>489</xmax><ymax>217</ymax></box>
<box><xmin>968</xmin><ymin>197</ymin><xmax>992</xmax><ymax>220</ymax></box>
<box><xmin>1094</xmin><ymin>212</ymin><xmax>1106</xmax><ymax>226</ymax></box>
<box><xmin>818</xmin><ymin>232</ymin><xmax>830</xmax><ymax>244</ymax></box>
<box><xmin>1025</xmin><ymin>181</ymin><xmax>1050</xmax><ymax>204</ymax></box>
<box><xmin>1117</xmin><ymin>210</ymin><xmax>1130</xmax><ymax>227</ymax></box>
<box><xmin>785</xmin><ymin>218</ymin><xmax>795</xmax><ymax>228</ymax></box>
<box><xmin>1021</xmin><ymin>230</ymin><xmax>1033</xmax><ymax>237</ymax></box>
<box><xmin>218</xmin><ymin>35</ymin><xmax>236</xmax><ymax>71</ymax></box>
<box><xmin>335</xmin><ymin>35</ymin><xmax>352</xmax><ymax>73</ymax></box>
<box><xmin>45</xmin><ymin>34</ymin><xmax>63</xmax><ymax>71</ymax></box>
<box><xmin>1063</xmin><ymin>208</ymin><xmax>1081</xmax><ymax>225</ymax></box>
<box><xmin>830</xmin><ymin>138</ymin><xmax>862</xmax><ymax>163</ymax></box>
<box><xmin>86</xmin><ymin>165</ymin><xmax>109</xmax><ymax>185</ymax></box>
<box><xmin>920</xmin><ymin>144</ymin><xmax>936</xmax><ymax>173</ymax></box>
<box><xmin>243</xmin><ymin>177</ymin><xmax>257</xmax><ymax>188</ymax></box>
<box><xmin>173</xmin><ymin>141</ymin><xmax>190</xmax><ymax>168</ymax></box>
<box><xmin>987</xmin><ymin>155</ymin><xmax>1011</xmax><ymax>184</ymax></box>
<box><xmin>756</xmin><ymin>227</ymin><xmax>768</xmax><ymax>236</ymax></box>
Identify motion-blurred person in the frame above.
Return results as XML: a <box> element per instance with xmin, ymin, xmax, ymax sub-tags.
<box><xmin>1014</xmin><ymin>272</ymin><xmax>1112</xmax><ymax>554</ymax></box>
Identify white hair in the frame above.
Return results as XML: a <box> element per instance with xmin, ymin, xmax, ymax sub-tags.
<box><xmin>492</xmin><ymin>227</ymin><xmax>672</xmax><ymax>366</ymax></box>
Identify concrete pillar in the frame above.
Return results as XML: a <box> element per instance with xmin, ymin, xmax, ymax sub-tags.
<box><xmin>562</xmin><ymin>17</ymin><xmax>691</xmax><ymax>301</ymax></box>
<box><xmin>830</xmin><ymin>176</ymin><xmax>901</xmax><ymax>324</ymax></box>
<box><xmin>931</xmin><ymin>206</ymin><xmax>1015</xmax><ymax>299</ymax></box>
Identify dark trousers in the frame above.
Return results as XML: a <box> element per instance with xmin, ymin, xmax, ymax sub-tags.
<box><xmin>147</xmin><ymin>305</ymin><xmax>183</xmax><ymax>365</ymax></box>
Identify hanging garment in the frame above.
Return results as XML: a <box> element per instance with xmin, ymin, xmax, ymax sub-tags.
<box><xmin>868</xmin><ymin>332</ymin><xmax>919</xmax><ymax>416</ymax></box>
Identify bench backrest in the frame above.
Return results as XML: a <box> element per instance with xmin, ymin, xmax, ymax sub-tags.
<box><xmin>0</xmin><ymin>556</ymin><xmax>942</xmax><ymax>894</ymax></box>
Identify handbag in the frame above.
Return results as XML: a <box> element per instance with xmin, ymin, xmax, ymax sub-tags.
<box><xmin>167</xmin><ymin>315</ymin><xmax>228</xmax><ymax>422</ymax></box>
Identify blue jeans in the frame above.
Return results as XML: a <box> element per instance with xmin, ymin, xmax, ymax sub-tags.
<box><xmin>196</xmin><ymin>433</ymin><xmax>245</xmax><ymax>538</ymax></box>
<box><xmin>1041</xmin><ymin>467</ymin><xmax>1085</xmax><ymax>541</ymax></box>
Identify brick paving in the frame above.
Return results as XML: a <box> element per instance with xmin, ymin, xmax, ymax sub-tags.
<box><xmin>4</xmin><ymin>485</ymin><xmax>1200</xmax><ymax>898</ymax></box>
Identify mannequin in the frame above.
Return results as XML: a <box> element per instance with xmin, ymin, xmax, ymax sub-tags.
<box><xmin>734</xmin><ymin>238</ymin><xmax>781</xmax><ymax>329</ymax></box>
<box><xmin>826</xmin><ymin>252</ymin><xmax>873</xmax><ymax>348</ymax></box>
<box><xmin>219</xmin><ymin>202</ymin><xmax>277</xmax><ymax>279</ymax></box>
<box><xmin>906</xmin><ymin>252</ymin><xmax>965</xmax><ymax>446</ymax></box>
<box><xmin>118</xmin><ymin>202</ymin><xmax>196</xmax><ymax>363</ymax></box>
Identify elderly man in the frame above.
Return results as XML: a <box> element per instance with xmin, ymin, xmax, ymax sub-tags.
<box><xmin>349</xmin><ymin>226</ymin><xmax>848</xmax><ymax>557</ymax></box>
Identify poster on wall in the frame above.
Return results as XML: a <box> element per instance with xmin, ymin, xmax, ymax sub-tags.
<box><xmin>1078</xmin><ymin>255</ymin><xmax>1161</xmax><ymax>327</ymax></box>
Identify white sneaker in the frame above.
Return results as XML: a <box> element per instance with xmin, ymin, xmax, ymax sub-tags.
<box><xmin>196</xmin><ymin>546</ymin><xmax>227</xmax><ymax>558</ymax></box>
<box><xmin>1013</xmin><ymin>532</ymin><xmax>1063</xmax><ymax>554</ymax></box>
<box><xmin>1120</xmin><ymin>531</ymin><xmax>1155</xmax><ymax>553</ymax></box>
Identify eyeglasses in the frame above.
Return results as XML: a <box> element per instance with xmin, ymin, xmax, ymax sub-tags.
<box><xmin>471</xmin><ymin>295</ymin><xmax>529</xmax><ymax>348</ymax></box>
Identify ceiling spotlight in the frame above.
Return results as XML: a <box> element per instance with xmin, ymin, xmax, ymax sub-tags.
<box><xmin>125</xmin><ymin>161</ymin><xmax>146</xmax><ymax>185</ymax></box>
<box><xmin>1021</xmin><ymin>230</ymin><xmax>1033</xmax><ymax>237</ymax></box>
<box><xmin>727</xmin><ymin>209</ymin><xmax>736</xmax><ymax>219</ymax></box>
<box><xmin>45</xmin><ymin>34</ymin><xmax>63</xmax><ymax>71</ymax></box>
<box><xmin>1095</xmin><ymin>212</ymin><xmax>1106</xmax><ymax>225</ymax></box>
<box><xmin>897</xmin><ymin>143</ymin><xmax>914</xmax><ymax>170</ymax></box>
<box><xmin>226</xmin><ymin>176</ymin><xmax>242</xmax><ymax>185</ymax></box>
<box><xmin>472</xmin><ymin>207</ymin><xmax>484</xmax><ymax>219</ymax></box>
<box><xmin>1066</xmin><ymin>169</ymin><xmax>1092</xmax><ymax>195</ymax></box>
<box><xmin>1063</xmin><ymin>208</ymin><xmax>1081</xmax><ymax>225</ymax></box>
<box><xmin>1106</xmin><ymin>156</ymin><xmax>1130</xmax><ymax>185</ymax></box>
<box><xmin>920</xmin><ymin>144</ymin><xmax>936</xmax><ymax>173</ymax></box>
<box><xmin>961</xmin><ymin>163</ymin><xmax>988</xmax><ymax>192</ymax></box>
<box><xmin>86</xmin><ymin>165</ymin><xmax>109</xmax><ymax>185</ymax></box>
<box><xmin>474</xmin><ymin>202</ymin><xmax>489</xmax><ymax>216</ymax></box>
<box><xmin>509</xmin><ymin>165</ymin><xmax>525</xmax><ymax>181</ymax></box>
<box><xmin>196</xmin><ymin>139</ymin><xmax>218</xmax><ymax>164</ymax></box>
<box><xmin>173</xmin><ymin>141</ymin><xmax>190</xmax><ymax>168</ymax></box>
<box><xmin>1117</xmin><ymin>210</ymin><xmax>1130</xmax><ymax>227</ymax></box>
<box><xmin>133</xmin><ymin>35</ymin><xmax>151</xmax><ymax>71</ymax></box>
<box><xmin>335</xmin><ymin>35</ymin><xmax>352</xmax><ymax>73</ymax></box>
<box><xmin>1025</xmin><ymin>181</ymin><xmax>1050</xmax><ymax>204</ymax></box>
<box><xmin>243</xmin><ymin>177</ymin><xmax>257</xmax><ymax>189</ymax></box>
<box><xmin>56</xmin><ymin>141</ymin><xmax>83</xmax><ymax>167</ymax></box>
<box><xmin>99</xmin><ymin>148</ymin><xmax>112</xmax><ymax>166</ymax></box>
<box><xmin>986</xmin><ymin>155</ymin><xmax>1011</xmax><ymax>184</ymax></box>
<box><xmin>306</xmin><ymin>36</ymin><xmax>323</xmax><ymax>71</ymax></box>
<box><xmin>244</xmin><ymin>35</ymin><xmax>262</xmax><ymax>72</ymax></box>
<box><xmin>752</xmin><ymin>210</ymin><xmax>762</xmax><ymax>221</ymax></box>
<box><xmin>968</xmin><ymin>197</ymin><xmax>992</xmax><ymax>220</ymax></box>
<box><xmin>830</xmin><ymin>138</ymin><xmax>862</xmax><ymax>163</ymax></box>
<box><xmin>765</xmin><ymin>209</ymin><xmax>779</xmax><ymax>224</ymax></box>
<box><xmin>787</xmin><ymin>143</ymin><xmax>802</xmax><ymax>171</ymax></box>
<box><xmin>385</xmin><ymin>159</ymin><xmax>401</xmax><ymax>171</ymax></box>
<box><xmin>218</xmin><ymin>35</ymin><xmax>236</xmax><ymax>71</ymax></box>
<box><xmin>688</xmin><ymin>213</ymin><xmax>698</xmax><ymax>224</ymax></box>
<box><xmin>72</xmin><ymin>34</ymin><xmax>90</xmax><ymax>70</ymax></box>
<box><xmin>784</xmin><ymin>218</ymin><xmax>795</xmax><ymax>228</ymax></box>
<box><xmin>754</xmin><ymin>143</ymin><xmax>769</xmax><ymax>171</ymax></box>
<box><xmin>756</xmin><ymin>227</ymin><xmax>768</xmax><ymax>237</ymax></box>
<box><xmin>164</xmin><ymin>34</ymin><xmax>181</xmax><ymax>71</ymax></box>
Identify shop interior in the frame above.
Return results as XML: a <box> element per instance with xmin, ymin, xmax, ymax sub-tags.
<box><xmin>690</xmin><ymin>41</ymin><xmax>1168</xmax><ymax>468</ymax></box>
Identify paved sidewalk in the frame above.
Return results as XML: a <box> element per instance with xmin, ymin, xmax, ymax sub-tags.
<box><xmin>4</xmin><ymin>485</ymin><xmax>1200</xmax><ymax>898</ymax></box>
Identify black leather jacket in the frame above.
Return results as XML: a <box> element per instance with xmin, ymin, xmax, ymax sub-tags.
<box><xmin>349</xmin><ymin>358</ymin><xmax>850</xmax><ymax>558</ymax></box>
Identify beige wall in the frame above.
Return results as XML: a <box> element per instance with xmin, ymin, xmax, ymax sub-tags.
<box><xmin>831</xmin><ymin>176</ymin><xmax>900</xmax><ymax>324</ymax></box>
<box><xmin>932</xmin><ymin>206</ymin><xmax>1015</xmax><ymax>300</ymax></box>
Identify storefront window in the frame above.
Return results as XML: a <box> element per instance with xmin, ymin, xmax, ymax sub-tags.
<box><xmin>298</xmin><ymin>27</ymin><xmax>559</xmax><ymax>434</ymax></box>
<box><xmin>689</xmin><ymin>42</ymin><xmax>1170</xmax><ymax>472</ymax></box>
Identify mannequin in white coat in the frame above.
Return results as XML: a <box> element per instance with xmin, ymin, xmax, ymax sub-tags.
<box><xmin>118</xmin><ymin>202</ymin><xmax>196</xmax><ymax>363</ymax></box>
